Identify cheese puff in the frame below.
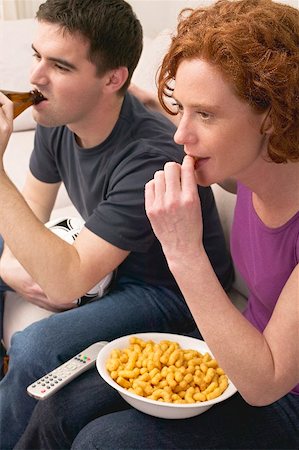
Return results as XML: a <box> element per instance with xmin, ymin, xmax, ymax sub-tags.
<box><xmin>120</xmin><ymin>353</ymin><xmax>128</xmax><ymax>364</ymax></box>
<box><xmin>125</xmin><ymin>358</ymin><xmax>138</xmax><ymax>371</ymax></box>
<box><xmin>129</xmin><ymin>337</ymin><xmax>147</xmax><ymax>348</ymax></box>
<box><xmin>193</xmin><ymin>374</ymin><xmax>203</xmax><ymax>386</ymax></box>
<box><xmin>185</xmin><ymin>386</ymin><xmax>196</xmax><ymax>403</ymax></box>
<box><xmin>171</xmin><ymin>393</ymin><xmax>182</xmax><ymax>402</ymax></box>
<box><xmin>116</xmin><ymin>376</ymin><xmax>131</xmax><ymax>389</ymax></box>
<box><xmin>110</xmin><ymin>349</ymin><xmax>121</xmax><ymax>359</ymax></box>
<box><xmin>206</xmin><ymin>359</ymin><xmax>218</xmax><ymax>368</ymax></box>
<box><xmin>188</xmin><ymin>357</ymin><xmax>202</xmax><ymax>366</ymax></box>
<box><xmin>150</xmin><ymin>388</ymin><xmax>171</xmax><ymax>403</ymax></box>
<box><xmin>106</xmin><ymin>358</ymin><xmax>120</xmax><ymax>372</ymax></box>
<box><xmin>199</xmin><ymin>381</ymin><xmax>208</xmax><ymax>391</ymax></box>
<box><xmin>173</xmin><ymin>384</ymin><xmax>185</xmax><ymax>394</ymax></box>
<box><xmin>146</xmin><ymin>359</ymin><xmax>156</xmax><ymax>372</ymax></box>
<box><xmin>203</xmin><ymin>381</ymin><xmax>218</xmax><ymax>395</ymax></box>
<box><xmin>219</xmin><ymin>375</ymin><xmax>229</xmax><ymax>392</ymax></box>
<box><xmin>202</xmin><ymin>352</ymin><xmax>212</xmax><ymax>363</ymax></box>
<box><xmin>204</xmin><ymin>367</ymin><xmax>215</xmax><ymax>384</ymax></box>
<box><xmin>158</xmin><ymin>379</ymin><xmax>168</xmax><ymax>389</ymax></box>
<box><xmin>174</xmin><ymin>356</ymin><xmax>184</xmax><ymax>368</ymax></box>
<box><xmin>206</xmin><ymin>387</ymin><xmax>222</xmax><ymax>400</ymax></box>
<box><xmin>179</xmin><ymin>379</ymin><xmax>191</xmax><ymax>390</ymax></box>
<box><xmin>184</xmin><ymin>373</ymin><xmax>194</xmax><ymax>384</ymax></box>
<box><xmin>183</xmin><ymin>351</ymin><xmax>197</xmax><ymax>361</ymax></box>
<box><xmin>130</xmin><ymin>386</ymin><xmax>144</xmax><ymax>397</ymax></box>
<box><xmin>174</xmin><ymin>371</ymin><xmax>184</xmax><ymax>383</ymax></box>
<box><xmin>212</xmin><ymin>373</ymin><xmax>219</xmax><ymax>384</ymax></box>
<box><xmin>151</xmin><ymin>372</ymin><xmax>162</xmax><ymax>385</ymax></box>
<box><xmin>193</xmin><ymin>392</ymin><xmax>207</xmax><ymax>402</ymax></box>
<box><xmin>132</xmin><ymin>380</ymin><xmax>154</xmax><ymax>396</ymax></box>
<box><xmin>152</xmin><ymin>350</ymin><xmax>162</xmax><ymax>370</ymax></box>
<box><xmin>131</xmin><ymin>343</ymin><xmax>142</xmax><ymax>353</ymax></box>
<box><xmin>166</xmin><ymin>372</ymin><xmax>177</xmax><ymax>388</ymax></box>
<box><xmin>139</xmin><ymin>372</ymin><xmax>150</xmax><ymax>381</ymax></box>
<box><xmin>168</xmin><ymin>349</ymin><xmax>181</xmax><ymax>366</ymax></box>
<box><xmin>143</xmin><ymin>342</ymin><xmax>154</xmax><ymax>356</ymax></box>
<box><xmin>135</xmin><ymin>357</ymin><xmax>143</xmax><ymax>368</ymax></box>
<box><xmin>160</xmin><ymin>344</ymin><xmax>177</xmax><ymax>365</ymax></box>
<box><xmin>200</xmin><ymin>363</ymin><xmax>208</xmax><ymax>374</ymax></box>
<box><xmin>178</xmin><ymin>390</ymin><xmax>186</xmax><ymax>398</ymax></box>
<box><xmin>118</xmin><ymin>368</ymin><xmax>140</xmax><ymax>379</ymax></box>
<box><xmin>160</xmin><ymin>366</ymin><xmax>168</xmax><ymax>378</ymax></box>
<box><xmin>110</xmin><ymin>370</ymin><xmax>118</xmax><ymax>380</ymax></box>
<box><xmin>185</xmin><ymin>365</ymin><xmax>196</xmax><ymax>374</ymax></box>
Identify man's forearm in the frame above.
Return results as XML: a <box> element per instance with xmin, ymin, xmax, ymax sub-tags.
<box><xmin>0</xmin><ymin>169</ymin><xmax>81</xmax><ymax>303</ymax></box>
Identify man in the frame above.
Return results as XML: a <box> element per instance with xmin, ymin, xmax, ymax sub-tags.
<box><xmin>0</xmin><ymin>1</ymin><xmax>233</xmax><ymax>448</ymax></box>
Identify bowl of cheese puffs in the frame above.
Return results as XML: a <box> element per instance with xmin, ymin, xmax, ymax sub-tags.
<box><xmin>96</xmin><ymin>332</ymin><xmax>237</xmax><ymax>419</ymax></box>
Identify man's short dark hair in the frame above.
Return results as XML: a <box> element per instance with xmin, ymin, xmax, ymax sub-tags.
<box><xmin>36</xmin><ymin>0</ymin><xmax>143</xmax><ymax>93</ymax></box>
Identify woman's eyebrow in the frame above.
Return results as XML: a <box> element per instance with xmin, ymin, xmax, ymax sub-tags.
<box><xmin>31</xmin><ymin>44</ymin><xmax>77</xmax><ymax>70</ymax></box>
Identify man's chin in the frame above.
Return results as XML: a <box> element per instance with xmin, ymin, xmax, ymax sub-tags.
<box><xmin>32</xmin><ymin>112</ymin><xmax>63</xmax><ymax>128</ymax></box>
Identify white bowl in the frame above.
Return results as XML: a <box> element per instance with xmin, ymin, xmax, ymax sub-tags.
<box><xmin>97</xmin><ymin>332</ymin><xmax>237</xmax><ymax>419</ymax></box>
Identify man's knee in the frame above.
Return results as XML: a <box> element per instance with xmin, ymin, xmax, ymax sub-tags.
<box><xmin>9</xmin><ymin>322</ymin><xmax>52</xmax><ymax>368</ymax></box>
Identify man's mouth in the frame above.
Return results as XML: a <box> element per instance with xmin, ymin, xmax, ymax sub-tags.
<box><xmin>31</xmin><ymin>89</ymin><xmax>47</xmax><ymax>104</ymax></box>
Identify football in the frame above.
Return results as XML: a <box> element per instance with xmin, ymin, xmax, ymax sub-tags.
<box><xmin>45</xmin><ymin>217</ymin><xmax>114</xmax><ymax>306</ymax></box>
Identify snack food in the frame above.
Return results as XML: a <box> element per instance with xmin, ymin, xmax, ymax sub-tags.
<box><xmin>106</xmin><ymin>336</ymin><xmax>228</xmax><ymax>404</ymax></box>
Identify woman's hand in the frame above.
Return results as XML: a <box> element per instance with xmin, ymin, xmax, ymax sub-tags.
<box><xmin>0</xmin><ymin>92</ymin><xmax>13</xmax><ymax>160</ymax></box>
<box><xmin>145</xmin><ymin>155</ymin><xmax>204</xmax><ymax>263</ymax></box>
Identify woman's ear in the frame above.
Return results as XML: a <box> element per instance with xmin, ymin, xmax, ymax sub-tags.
<box><xmin>104</xmin><ymin>67</ymin><xmax>129</xmax><ymax>93</ymax></box>
<box><xmin>261</xmin><ymin>107</ymin><xmax>274</xmax><ymax>135</ymax></box>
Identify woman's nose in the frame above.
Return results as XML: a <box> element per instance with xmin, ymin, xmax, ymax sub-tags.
<box><xmin>174</xmin><ymin>117</ymin><xmax>197</xmax><ymax>146</ymax></box>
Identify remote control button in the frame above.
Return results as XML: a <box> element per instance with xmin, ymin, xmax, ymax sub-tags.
<box><xmin>65</xmin><ymin>362</ymin><xmax>78</xmax><ymax>370</ymax></box>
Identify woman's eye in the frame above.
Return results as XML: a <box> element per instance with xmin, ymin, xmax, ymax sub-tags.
<box><xmin>32</xmin><ymin>53</ymin><xmax>41</xmax><ymax>60</ymax></box>
<box><xmin>198</xmin><ymin>111</ymin><xmax>211</xmax><ymax>120</ymax></box>
<box><xmin>171</xmin><ymin>102</ymin><xmax>183</xmax><ymax>114</ymax></box>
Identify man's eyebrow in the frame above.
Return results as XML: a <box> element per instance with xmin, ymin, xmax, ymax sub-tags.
<box><xmin>31</xmin><ymin>44</ymin><xmax>77</xmax><ymax>70</ymax></box>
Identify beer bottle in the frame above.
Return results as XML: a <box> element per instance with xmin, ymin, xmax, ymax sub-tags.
<box><xmin>0</xmin><ymin>90</ymin><xmax>45</xmax><ymax>119</ymax></box>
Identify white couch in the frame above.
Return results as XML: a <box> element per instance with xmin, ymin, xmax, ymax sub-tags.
<box><xmin>1</xmin><ymin>16</ymin><xmax>248</xmax><ymax>351</ymax></box>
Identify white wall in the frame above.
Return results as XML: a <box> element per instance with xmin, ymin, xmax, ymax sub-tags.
<box><xmin>0</xmin><ymin>0</ymin><xmax>298</xmax><ymax>33</ymax></box>
<box><xmin>0</xmin><ymin>0</ymin><xmax>42</xmax><ymax>19</ymax></box>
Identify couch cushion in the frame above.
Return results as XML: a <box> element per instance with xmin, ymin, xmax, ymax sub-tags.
<box><xmin>3</xmin><ymin>292</ymin><xmax>53</xmax><ymax>349</ymax></box>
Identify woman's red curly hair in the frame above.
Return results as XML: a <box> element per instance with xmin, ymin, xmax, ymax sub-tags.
<box><xmin>158</xmin><ymin>0</ymin><xmax>299</xmax><ymax>163</ymax></box>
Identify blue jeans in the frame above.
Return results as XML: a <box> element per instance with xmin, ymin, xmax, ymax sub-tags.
<box><xmin>0</xmin><ymin>237</ymin><xmax>14</xmax><ymax>342</ymax></box>
<box><xmin>70</xmin><ymin>392</ymin><xmax>299</xmax><ymax>449</ymax></box>
<box><xmin>0</xmin><ymin>277</ymin><xmax>198</xmax><ymax>450</ymax></box>
<box><xmin>15</xmin><ymin>368</ymin><xmax>299</xmax><ymax>450</ymax></box>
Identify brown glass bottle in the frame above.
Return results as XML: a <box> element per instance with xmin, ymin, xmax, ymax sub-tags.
<box><xmin>0</xmin><ymin>90</ymin><xmax>45</xmax><ymax>119</ymax></box>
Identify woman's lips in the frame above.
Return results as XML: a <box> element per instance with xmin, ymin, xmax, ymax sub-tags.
<box><xmin>194</xmin><ymin>157</ymin><xmax>210</xmax><ymax>170</ymax></box>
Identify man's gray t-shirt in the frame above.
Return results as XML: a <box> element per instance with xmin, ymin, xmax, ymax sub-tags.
<box><xmin>30</xmin><ymin>93</ymin><xmax>233</xmax><ymax>293</ymax></box>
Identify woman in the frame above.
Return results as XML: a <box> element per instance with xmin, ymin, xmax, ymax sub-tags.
<box><xmin>27</xmin><ymin>0</ymin><xmax>299</xmax><ymax>448</ymax></box>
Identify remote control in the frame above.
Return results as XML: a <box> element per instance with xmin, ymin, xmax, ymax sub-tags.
<box><xmin>27</xmin><ymin>341</ymin><xmax>107</xmax><ymax>400</ymax></box>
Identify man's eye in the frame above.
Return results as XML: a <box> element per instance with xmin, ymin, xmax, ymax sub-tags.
<box><xmin>198</xmin><ymin>111</ymin><xmax>211</xmax><ymax>120</ymax></box>
<box><xmin>55</xmin><ymin>64</ymin><xmax>70</xmax><ymax>72</ymax></box>
<box><xmin>32</xmin><ymin>53</ymin><xmax>41</xmax><ymax>60</ymax></box>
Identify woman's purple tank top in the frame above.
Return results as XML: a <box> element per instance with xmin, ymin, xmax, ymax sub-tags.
<box><xmin>231</xmin><ymin>182</ymin><xmax>299</xmax><ymax>395</ymax></box>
